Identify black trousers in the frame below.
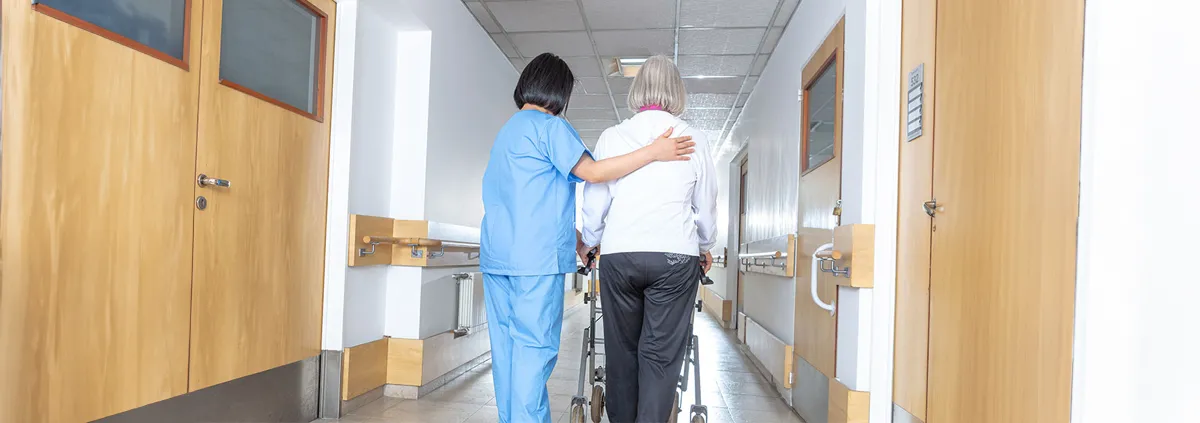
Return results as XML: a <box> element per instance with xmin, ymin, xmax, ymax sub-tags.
<box><xmin>599</xmin><ymin>252</ymin><xmax>701</xmax><ymax>423</ymax></box>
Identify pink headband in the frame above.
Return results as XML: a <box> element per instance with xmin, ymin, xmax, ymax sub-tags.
<box><xmin>639</xmin><ymin>104</ymin><xmax>664</xmax><ymax>112</ymax></box>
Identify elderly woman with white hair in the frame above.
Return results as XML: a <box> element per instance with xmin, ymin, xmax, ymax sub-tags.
<box><xmin>579</xmin><ymin>55</ymin><xmax>718</xmax><ymax>423</ymax></box>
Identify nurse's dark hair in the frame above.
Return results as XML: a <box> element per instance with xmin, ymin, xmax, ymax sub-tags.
<box><xmin>514</xmin><ymin>53</ymin><xmax>575</xmax><ymax>116</ymax></box>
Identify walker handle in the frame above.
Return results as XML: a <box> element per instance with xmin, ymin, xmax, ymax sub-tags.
<box><xmin>576</xmin><ymin>249</ymin><xmax>598</xmax><ymax>275</ymax></box>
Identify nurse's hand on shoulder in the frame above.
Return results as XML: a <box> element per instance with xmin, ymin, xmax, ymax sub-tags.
<box><xmin>649</xmin><ymin>127</ymin><xmax>695</xmax><ymax>161</ymax></box>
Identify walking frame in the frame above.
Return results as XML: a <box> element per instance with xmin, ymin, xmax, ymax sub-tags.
<box><xmin>568</xmin><ymin>250</ymin><xmax>713</xmax><ymax>423</ymax></box>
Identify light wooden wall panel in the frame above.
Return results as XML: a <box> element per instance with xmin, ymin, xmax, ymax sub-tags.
<box><xmin>829</xmin><ymin>378</ymin><xmax>870</xmax><ymax>423</ymax></box>
<box><xmin>342</xmin><ymin>339</ymin><xmax>389</xmax><ymax>401</ymax></box>
<box><xmin>387</xmin><ymin>338</ymin><xmax>424</xmax><ymax>386</ymax></box>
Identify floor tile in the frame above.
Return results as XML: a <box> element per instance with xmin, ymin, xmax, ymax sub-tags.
<box><xmin>320</xmin><ymin>302</ymin><xmax>805</xmax><ymax>423</ymax></box>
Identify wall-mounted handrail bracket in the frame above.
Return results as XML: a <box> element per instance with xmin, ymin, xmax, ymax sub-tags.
<box><xmin>816</xmin><ymin>248</ymin><xmax>851</xmax><ymax>278</ymax></box>
<box><xmin>738</xmin><ymin>234</ymin><xmax>798</xmax><ymax>277</ymax></box>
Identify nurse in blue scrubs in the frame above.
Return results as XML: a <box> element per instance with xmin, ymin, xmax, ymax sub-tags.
<box><xmin>480</xmin><ymin>52</ymin><xmax>695</xmax><ymax>423</ymax></box>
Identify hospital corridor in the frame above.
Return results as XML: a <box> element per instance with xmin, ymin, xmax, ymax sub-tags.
<box><xmin>1</xmin><ymin>0</ymin><xmax>1198</xmax><ymax>423</ymax></box>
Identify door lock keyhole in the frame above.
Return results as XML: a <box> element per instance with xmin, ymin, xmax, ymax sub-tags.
<box><xmin>196</xmin><ymin>196</ymin><xmax>208</xmax><ymax>210</ymax></box>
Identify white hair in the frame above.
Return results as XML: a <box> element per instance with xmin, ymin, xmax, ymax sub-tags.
<box><xmin>627</xmin><ymin>55</ymin><xmax>687</xmax><ymax>116</ymax></box>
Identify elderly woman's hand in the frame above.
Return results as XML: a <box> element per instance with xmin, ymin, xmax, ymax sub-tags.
<box><xmin>701</xmin><ymin>250</ymin><xmax>713</xmax><ymax>274</ymax></box>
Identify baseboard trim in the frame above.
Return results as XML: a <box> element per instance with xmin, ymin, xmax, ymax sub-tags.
<box><xmin>893</xmin><ymin>402</ymin><xmax>925</xmax><ymax>423</ymax></box>
<box><xmin>737</xmin><ymin>312</ymin><xmax>747</xmax><ymax>343</ymax></box>
<box><xmin>743</xmin><ymin>316</ymin><xmax>794</xmax><ymax>392</ymax></box>
<box><xmin>385</xmin><ymin>352</ymin><xmax>490</xmax><ymax>399</ymax></box>
<box><xmin>700</xmin><ymin>285</ymin><xmax>733</xmax><ymax>326</ymax></box>
<box><xmin>343</xmin><ymin>339</ymin><xmax>390</xmax><ymax>400</ymax></box>
<box><xmin>319</xmin><ymin>350</ymin><xmax>343</xmax><ymax>418</ymax></box>
<box><xmin>341</xmin><ymin>386</ymin><xmax>385</xmax><ymax>415</ymax></box>
<box><xmin>829</xmin><ymin>377</ymin><xmax>870</xmax><ymax>423</ymax></box>
<box><xmin>790</xmin><ymin>353</ymin><xmax>830</xmax><ymax>423</ymax></box>
<box><xmin>94</xmin><ymin>356</ymin><xmax>319</xmax><ymax>423</ymax></box>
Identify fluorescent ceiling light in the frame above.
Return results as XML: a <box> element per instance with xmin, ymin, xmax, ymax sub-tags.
<box><xmin>610</xmin><ymin>57</ymin><xmax>647</xmax><ymax>78</ymax></box>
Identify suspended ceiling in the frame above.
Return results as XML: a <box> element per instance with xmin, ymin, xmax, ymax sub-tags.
<box><xmin>462</xmin><ymin>0</ymin><xmax>799</xmax><ymax>148</ymax></box>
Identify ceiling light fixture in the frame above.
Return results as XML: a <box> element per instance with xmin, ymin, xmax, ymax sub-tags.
<box><xmin>610</xmin><ymin>57</ymin><xmax>648</xmax><ymax>78</ymax></box>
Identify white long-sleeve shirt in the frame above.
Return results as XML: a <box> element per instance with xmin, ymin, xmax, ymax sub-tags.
<box><xmin>581</xmin><ymin>111</ymin><xmax>718</xmax><ymax>255</ymax></box>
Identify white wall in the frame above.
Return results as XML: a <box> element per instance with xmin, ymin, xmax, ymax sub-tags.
<box><xmin>324</xmin><ymin>0</ymin><xmax>518</xmax><ymax>348</ymax></box>
<box><xmin>416</xmin><ymin>0</ymin><xmax>518</xmax><ymax>228</ymax></box>
<box><xmin>712</xmin><ymin>0</ymin><xmax>901</xmax><ymax>419</ymax></box>
<box><xmin>1071</xmin><ymin>1</ymin><xmax>1200</xmax><ymax>422</ymax></box>
<box><xmin>714</xmin><ymin>0</ymin><xmax>850</xmax><ymax>345</ymax></box>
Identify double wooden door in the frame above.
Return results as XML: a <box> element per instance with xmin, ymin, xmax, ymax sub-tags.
<box><xmin>894</xmin><ymin>0</ymin><xmax>1085</xmax><ymax>421</ymax></box>
<box><xmin>0</xmin><ymin>0</ymin><xmax>334</xmax><ymax>421</ymax></box>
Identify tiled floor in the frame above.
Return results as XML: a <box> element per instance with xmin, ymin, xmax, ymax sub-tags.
<box><xmin>320</xmin><ymin>302</ymin><xmax>804</xmax><ymax>423</ymax></box>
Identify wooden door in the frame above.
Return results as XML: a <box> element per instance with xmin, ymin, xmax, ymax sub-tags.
<box><xmin>188</xmin><ymin>0</ymin><xmax>335</xmax><ymax>390</ymax></box>
<box><xmin>0</xmin><ymin>1</ymin><xmax>201</xmax><ymax>421</ymax></box>
<box><xmin>793</xmin><ymin>18</ymin><xmax>844</xmax><ymax>380</ymax></box>
<box><xmin>737</xmin><ymin>157</ymin><xmax>748</xmax><ymax>316</ymax></box>
<box><xmin>926</xmin><ymin>0</ymin><xmax>1084</xmax><ymax>421</ymax></box>
<box><xmin>893</xmin><ymin>0</ymin><xmax>936</xmax><ymax>419</ymax></box>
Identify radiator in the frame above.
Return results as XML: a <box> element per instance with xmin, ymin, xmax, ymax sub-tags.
<box><xmin>453</xmin><ymin>273</ymin><xmax>474</xmax><ymax>337</ymax></box>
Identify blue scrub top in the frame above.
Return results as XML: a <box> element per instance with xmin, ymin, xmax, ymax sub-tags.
<box><xmin>481</xmin><ymin>110</ymin><xmax>592</xmax><ymax>276</ymax></box>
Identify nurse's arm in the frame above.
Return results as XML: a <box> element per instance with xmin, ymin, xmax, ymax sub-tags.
<box><xmin>571</xmin><ymin>127</ymin><xmax>695</xmax><ymax>183</ymax></box>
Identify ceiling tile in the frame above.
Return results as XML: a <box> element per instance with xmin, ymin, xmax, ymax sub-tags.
<box><xmin>731</xmin><ymin>107</ymin><xmax>743</xmax><ymax>120</ymax></box>
<box><xmin>583</xmin><ymin>0</ymin><xmax>675</xmax><ymax>30</ymax></box>
<box><xmin>606</xmin><ymin>77</ymin><xmax>634</xmax><ymax>94</ymax></box>
<box><xmin>491</xmin><ymin>34</ymin><xmax>520</xmax><ymax>57</ymax></box>
<box><xmin>558</xmin><ymin>56</ymin><xmax>604</xmax><ymax>78</ymax></box>
<box><xmin>678</xmin><ymin>28</ymin><xmax>765</xmax><ymax>55</ymax></box>
<box><xmin>690</xmin><ymin>120</ymin><xmax>728</xmax><ymax>131</ymax></box>
<box><xmin>592</xmin><ymin>30</ymin><xmax>674</xmax><ymax>56</ymax></box>
<box><xmin>511</xmin><ymin>57</ymin><xmax>527</xmax><ymax>70</ymax></box>
<box><xmin>745</xmin><ymin>76</ymin><xmax>759</xmax><ymax>91</ymax></box>
<box><xmin>569</xmin><ymin>119</ymin><xmax>619</xmax><ymax>130</ymax></box>
<box><xmin>618</xmin><ymin>108</ymin><xmax>636</xmax><ymax>120</ymax></box>
<box><xmin>680</xmin><ymin>0</ymin><xmax>778</xmax><ymax>27</ymax></box>
<box><xmin>761</xmin><ymin>27</ymin><xmax>784</xmax><ymax>53</ymax></box>
<box><xmin>702</xmin><ymin>129</ymin><xmax>725</xmax><ymax>144</ymax></box>
<box><xmin>736</xmin><ymin>93</ymin><xmax>751</xmax><ymax>107</ymax></box>
<box><xmin>510</xmin><ymin>31</ymin><xmax>593</xmax><ymax>57</ymax></box>
<box><xmin>752</xmin><ymin>54</ymin><xmax>770</xmax><ymax>75</ymax></box>
<box><xmin>684</xmin><ymin>77</ymin><xmax>745</xmax><ymax>94</ymax></box>
<box><xmin>575</xmin><ymin>77</ymin><xmax>609</xmax><ymax>95</ymax></box>
<box><xmin>487</xmin><ymin>1</ymin><xmax>585</xmax><ymax>32</ymax></box>
<box><xmin>566</xmin><ymin>108</ymin><xmax>618</xmax><ymax>120</ymax></box>
<box><xmin>773</xmin><ymin>0</ymin><xmax>800</xmax><ymax>26</ymax></box>
<box><xmin>688</xmin><ymin>93</ymin><xmax>737</xmax><ymax>108</ymax></box>
<box><xmin>614</xmin><ymin>94</ymin><xmax>629</xmax><ymax>109</ymax></box>
<box><xmin>680</xmin><ymin>108</ymin><xmax>731</xmax><ymax>121</ymax></box>
<box><xmin>569</xmin><ymin>95</ymin><xmax>614</xmax><ymax>109</ymax></box>
<box><xmin>677</xmin><ymin>55</ymin><xmax>754</xmax><ymax>77</ymax></box>
<box><xmin>467</xmin><ymin>3</ymin><xmax>503</xmax><ymax>33</ymax></box>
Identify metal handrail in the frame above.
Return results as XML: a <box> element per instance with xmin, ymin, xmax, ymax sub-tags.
<box><xmin>358</xmin><ymin>236</ymin><xmax>480</xmax><ymax>257</ymax></box>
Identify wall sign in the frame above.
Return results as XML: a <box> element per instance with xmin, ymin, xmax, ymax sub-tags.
<box><xmin>906</xmin><ymin>64</ymin><xmax>924</xmax><ymax>141</ymax></box>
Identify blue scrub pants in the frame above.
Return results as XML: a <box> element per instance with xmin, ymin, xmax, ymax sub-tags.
<box><xmin>483</xmin><ymin>273</ymin><xmax>565</xmax><ymax>423</ymax></box>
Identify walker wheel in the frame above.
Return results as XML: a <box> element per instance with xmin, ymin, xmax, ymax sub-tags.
<box><xmin>590</xmin><ymin>385</ymin><xmax>605</xmax><ymax>423</ymax></box>
<box><xmin>570</xmin><ymin>404</ymin><xmax>587</xmax><ymax>423</ymax></box>
<box><xmin>691</xmin><ymin>415</ymin><xmax>706</xmax><ymax>423</ymax></box>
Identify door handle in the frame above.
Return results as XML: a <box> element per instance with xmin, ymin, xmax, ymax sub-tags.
<box><xmin>197</xmin><ymin>174</ymin><xmax>231</xmax><ymax>188</ymax></box>
<box><xmin>922</xmin><ymin>200</ymin><xmax>939</xmax><ymax>217</ymax></box>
